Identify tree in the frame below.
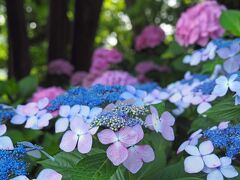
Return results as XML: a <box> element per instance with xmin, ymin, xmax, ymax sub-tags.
<box><xmin>48</xmin><ymin>0</ymin><xmax>69</xmax><ymax>62</ymax></box>
<box><xmin>6</xmin><ymin>0</ymin><xmax>31</xmax><ymax>80</ymax></box>
<box><xmin>71</xmin><ymin>0</ymin><xmax>103</xmax><ymax>71</ymax></box>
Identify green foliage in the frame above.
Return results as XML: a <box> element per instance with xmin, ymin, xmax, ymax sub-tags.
<box><xmin>39</xmin><ymin>149</ymin><xmax>117</xmax><ymax>180</ymax></box>
<box><xmin>191</xmin><ymin>96</ymin><xmax>240</xmax><ymax>131</ymax></box>
<box><xmin>18</xmin><ymin>75</ymin><xmax>38</xmax><ymax>98</ymax></box>
<box><xmin>220</xmin><ymin>10</ymin><xmax>240</xmax><ymax>36</ymax></box>
<box><xmin>154</xmin><ymin>102</ymin><xmax>165</xmax><ymax>114</ymax></box>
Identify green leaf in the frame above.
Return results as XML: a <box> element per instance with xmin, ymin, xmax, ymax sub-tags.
<box><xmin>154</xmin><ymin>102</ymin><xmax>165</xmax><ymax>114</ymax></box>
<box><xmin>220</xmin><ymin>10</ymin><xmax>240</xmax><ymax>36</ymax></box>
<box><xmin>6</xmin><ymin>129</ymin><xmax>42</xmax><ymax>143</ymax></box>
<box><xmin>39</xmin><ymin>149</ymin><xmax>117</xmax><ymax>180</ymax></box>
<box><xmin>18</xmin><ymin>75</ymin><xmax>38</xmax><ymax>98</ymax></box>
<box><xmin>175</xmin><ymin>178</ymin><xmax>204</xmax><ymax>180</ymax></box>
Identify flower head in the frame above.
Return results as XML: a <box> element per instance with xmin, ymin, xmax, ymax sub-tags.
<box><xmin>31</xmin><ymin>87</ymin><xmax>64</xmax><ymax>102</ymax></box>
<box><xmin>48</xmin><ymin>59</ymin><xmax>74</xmax><ymax>76</ymax></box>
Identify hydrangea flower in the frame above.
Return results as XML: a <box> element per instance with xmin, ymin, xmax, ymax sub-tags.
<box><xmin>11</xmin><ymin>168</ymin><xmax>62</xmax><ymax>180</ymax></box>
<box><xmin>97</xmin><ymin>126</ymin><xmax>140</xmax><ymax>165</ymax></box>
<box><xmin>175</xmin><ymin>1</ymin><xmax>225</xmax><ymax>47</ymax></box>
<box><xmin>191</xmin><ymin>94</ymin><xmax>217</xmax><ymax>114</ymax></box>
<box><xmin>145</xmin><ymin>106</ymin><xmax>175</xmax><ymax>141</ymax></box>
<box><xmin>143</xmin><ymin>89</ymin><xmax>169</xmax><ymax>105</ymax></box>
<box><xmin>177</xmin><ymin>129</ymin><xmax>202</xmax><ymax>154</ymax></box>
<box><xmin>204</xmin><ymin>157</ymin><xmax>238</xmax><ymax>180</ymax></box>
<box><xmin>135</xmin><ymin>25</ymin><xmax>165</xmax><ymax>51</ymax></box>
<box><xmin>78</xmin><ymin>105</ymin><xmax>102</xmax><ymax>124</ymax></box>
<box><xmin>70</xmin><ymin>71</ymin><xmax>88</xmax><ymax>86</ymax></box>
<box><xmin>48</xmin><ymin>59</ymin><xmax>74</xmax><ymax>76</ymax></box>
<box><xmin>55</xmin><ymin>105</ymin><xmax>81</xmax><ymax>133</ymax></box>
<box><xmin>184</xmin><ymin>141</ymin><xmax>221</xmax><ymax>173</ymax></box>
<box><xmin>31</xmin><ymin>87</ymin><xmax>64</xmax><ymax>102</ymax></box>
<box><xmin>212</xmin><ymin>74</ymin><xmax>240</xmax><ymax>97</ymax></box>
<box><xmin>11</xmin><ymin>98</ymin><xmax>52</xmax><ymax>129</ymax></box>
<box><xmin>0</xmin><ymin>124</ymin><xmax>14</xmax><ymax>150</ymax></box>
<box><xmin>59</xmin><ymin>116</ymin><xmax>98</xmax><ymax>154</ymax></box>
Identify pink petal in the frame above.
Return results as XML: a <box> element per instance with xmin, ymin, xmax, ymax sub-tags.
<box><xmin>97</xmin><ymin>129</ymin><xmax>117</xmax><ymax>144</ymax></box>
<box><xmin>136</xmin><ymin>145</ymin><xmax>155</xmax><ymax>162</ymax></box>
<box><xmin>55</xmin><ymin>118</ymin><xmax>69</xmax><ymax>133</ymax></box>
<box><xmin>160</xmin><ymin>111</ymin><xmax>175</xmax><ymax>126</ymax></box>
<box><xmin>199</xmin><ymin>141</ymin><xmax>214</xmax><ymax>155</ymax></box>
<box><xmin>145</xmin><ymin>115</ymin><xmax>154</xmax><ymax>130</ymax></box>
<box><xmin>70</xmin><ymin>116</ymin><xmax>89</xmax><ymax>134</ymax></box>
<box><xmin>117</xmin><ymin>127</ymin><xmax>138</xmax><ymax>147</ymax></box>
<box><xmin>184</xmin><ymin>156</ymin><xmax>204</xmax><ymax>173</ymax></box>
<box><xmin>161</xmin><ymin>126</ymin><xmax>175</xmax><ymax>141</ymax></box>
<box><xmin>0</xmin><ymin>124</ymin><xmax>7</xmax><ymax>136</ymax></box>
<box><xmin>203</xmin><ymin>154</ymin><xmax>221</xmax><ymax>168</ymax></box>
<box><xmin>0</xmin><ymin>136</ymin><xmax>14</xmax><ymax>150</ymax></box>
<box><xmin>77</xmin><ymin>134</ymin><xmax>92</xmax><ymax>154</ymax></box>
<box><xmin>59</xmin><ymin>130</ymin><xmax>78</xmax><ymax>152</ymax></box>
<box><xmin>37</xmin><ymin>169</ymin><xmax>62</xmax><ymax>180</ymax></box>
<box><xmin>132</xmin><ymin>125</ymin><xmax>144</xmax><ymax>143</ymax></box>
<box><xmin>107</xmin><ymin>142</ymin><xmax>128</xmax><ymax>166</ymax></box>
<box><xmin>123</xmin><ymin>148</ymin><xmax>143</xmax><ymax>174</ymax></box>
<box><xmin>25</xmin><ymin>117</ymin><xmax>37</xmax><ymax>128</ymax></box>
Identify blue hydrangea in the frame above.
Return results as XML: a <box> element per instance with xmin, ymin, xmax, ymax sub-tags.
<box><xmin>193</xmin><ymin>80</ymin><xmax>216</xmax><ymax>95</ymax></box>
<box><xmin>91</xmin><ymin>103</ymin><xmax>148</xmax><ymax>131</ymax></box>
<box><xmin>203</xmin><ymin>124</ymin><xmax>240</xmax><ymax>158</ymax></box>
<box><xmin>180</xmin><ymin>74</ymin><xmax>209</xmax><ymax>85</ymax></box>
<box><xmin>212</xmin><ymin>38</ymin><xmax>240</xmax><ymax>49</ymax></box>
<box><xmin>0</xmin><ymin>105</ymin><xmax>15</xmax><ymax>124</ymax></box>
<box><xmin>0</xmin><ymin>145</ymin><xmax>27</xmax><ymax>180</ymax></box>
<box><xmin>134</xmin><ymin>82</ymin><xmax>160</xmax><ymax>92</ymax></box>
<box><xmin>47</xmin><ymin>84</ymin><xmax>126</xmax><ymax>111</ymax></box>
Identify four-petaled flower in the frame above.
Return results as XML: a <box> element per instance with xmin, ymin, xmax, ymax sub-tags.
<box><xmin>145</xmin><ymin>106</ymin><xmax>175</xmax><ymax>141</ymax></box>
<box><xmin>204</xmin><ymin>157</ymin><xmax>238</xmax><ymax>180</ymax></box>
<box><xmin>59</xmin><ymin>116</ymin><xmax>98</xmax><ymax>153</ymax></box>
<box><xmin>184</xmin><ymin>141</ymin><xmax>221</xmax><ymax>173</ymax></box>
<box><xmin>0</xmin><ymin>124</ymin><xmax>14</xmax><ymax>150</ymax></box>
<box><xmin>212</xmin><ymin>74</ymin><xmax>240</xmax><ymax>97</ymax></box>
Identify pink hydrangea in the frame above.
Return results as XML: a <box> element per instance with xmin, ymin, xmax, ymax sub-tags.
<box><xmin>31</xmin><ymin>87</ymin><xmax>64</xmax><ymax>102</ymax></box>
<box><xmin>175</xmin><ymin>1</ymin><xmax>225</xmax><ymax>47</ymax></box>
<box><xmin>135</xmin><ymin>61</ymin><xmax>170</xmax><ymax>74</ymax></box>
<box><xmin>70</xmin><ymin>71</ymin><xmax>88</xmax><ymax>86</ymax></box>
<box><xmin>90</xmin><ymin>48</ymin><xmax>123</xmax><ymax>74</ymax></box>
<box><xmin>135</xmin><ymin>25</ymin><xmax>165</xmax><ymax>51</ymax></box>
<box><xmin>48</xmin><ymin>59</ymin><xmax>74</xmax><ymax>76</ymax></box>
<box><xmin>91</xmin><ymin>70</ymin><xmax>139</xmax><ymax>86</ymax></box>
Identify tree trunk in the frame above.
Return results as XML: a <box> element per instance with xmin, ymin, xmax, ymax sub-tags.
<box><xmin>6</xmin><ymin>0</ymin><xmax>31</xmax><ymax>80</ymax></box>
<box><xmin>48</xmin><ymin>0</ymin><xmax>69</xmax><ymax>62</ymax></box>
<box><xmin>71</xmin><ymin>0</ymin><xmax>103</xmax><ymax>71</ymax></box>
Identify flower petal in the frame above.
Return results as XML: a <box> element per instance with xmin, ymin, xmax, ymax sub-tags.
<box><xmin>185</xmin><ymin>145</ymin><xmax>200</xmax><ymax>156</ymax></box>
<box><xmin>59</xmin><ymin>130</ymin><xmax>78</xmax><ymax>152</ymax></box>
<box><xmin>79</xmin><ymin>105</ymin><xmax>90</xmax><ymax>117</ymax></box>
<box><xmin>207</xmin><ymin>170</ymin><xmax>223</xmax><ymax>180</ymax></box>
<box><xmin>70</xmin><ymin>116</ymin><xmax>89</xmax><ymax>134</ymax></box>
<box><xmin>25</xmin><ymin>116</ymin><xmax>37</xmax><ymax>128</ymax></box>
<box><xmin>77</xmin><ymin>134</ymin><xmax>92</xmax><ymax>154</ymax></box>
<box><xmin>161</xmin><ymin>126</ymin><xmax>175</xmax><ymax>141</ymax></box>
<box><xmin>0</xmin><ymin>124</ymin><xmax>7</xmax><ymax>136</ymax></box>
<box><xmin>0</xmin><ymin>136</ymin><xmax>14</xmax><ymax>150</ymax></box>
<box><xmin>38</xmin><ymin>98</ymin><xmax>49</xmax><ymax>109</ymax></box>
<box><xmin>55</xmin><ymin>118</ymin><xmax>69</xmax><ymax>133</ymax></box>
<box><xmin>10</xmin><ymin>176</ymin><xmax>29</xmax><ymax>180</ymax></box>
<box><xmin>199</xmin><ymin>141</ymin><xmax>214</xmax><ymax>155</ymax></box>
<box><xmin>118</xmin><ymin>127</ymin><xmax>138</xmax><ymax>147</ymax></box>
<box><xmin>197</xmin><ymin>102</ymin><xmax>211</xmax><ymax>114</ymax></box>
<box><xmin>220</xmin><ymin>157</ymin><xmax>231</xmax><ymax>166</ymax></box>
<box><xmin>107</xmin><ymin>142</ymin><xmax>128</xmax><ymax>166</ymax></box>
<box><xmin>220</xmin><ymin>165</ymin><xmax>238</xmax><ymax>178</ymax></box>
<box><xmin>203</xmin><ymin>154</ymin><xmax>221</xmax><ymax>168</ymax></box>
<box><xmin>184</xmin><ymin>156</ymin><xmax>204</xmax><ymax>173</ymax></box>
<box><xmin>177</xmin><ymin>140</ymin><xmax>189</xmax><ymax>154</ymax></box>
<box><xmin>160</xmin><ymin>112</ymin><xmax>175</xmax><ymax>126</ymax></box>
<box><xmin>11</xmin><ymin>115</ymin><xmax>26</xmax><ymax>125</ymax></box>
<box><xmin>212</xmin><ymin>84</ymin><xmax>228</xmax><ymax>97</ymax></box>
<box><xmin>59</xmin><ymin>105</ymin><xmax>70</xmax><ymax>117</ymax></box>
<box><xmin>97</xmin><ymin>129</ymin><xmax>117</xmax><ymax>144</ymax></box>
<box><xmin>36</xmin><ymin>169</ymin><xmax>62</xmax><ymax>180</ymax></box>
<box><xmin>136</xmin><ymin>145</ymin><xmax>155</xmax><ymax>162</ymax></box>
<box><xmin>132</xmin><ymin>125</ymin><xmax>144</xmax><ymax>143</ymax></box>
<box><xmin>69</xmin><ymin>105</ymin><xmax>81</xmax><ymax>116</ymax></box>
<box><xmin>123</xmin><ymin>147</ymin><xmax>143</xmax><ymax>174</ymax></box>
